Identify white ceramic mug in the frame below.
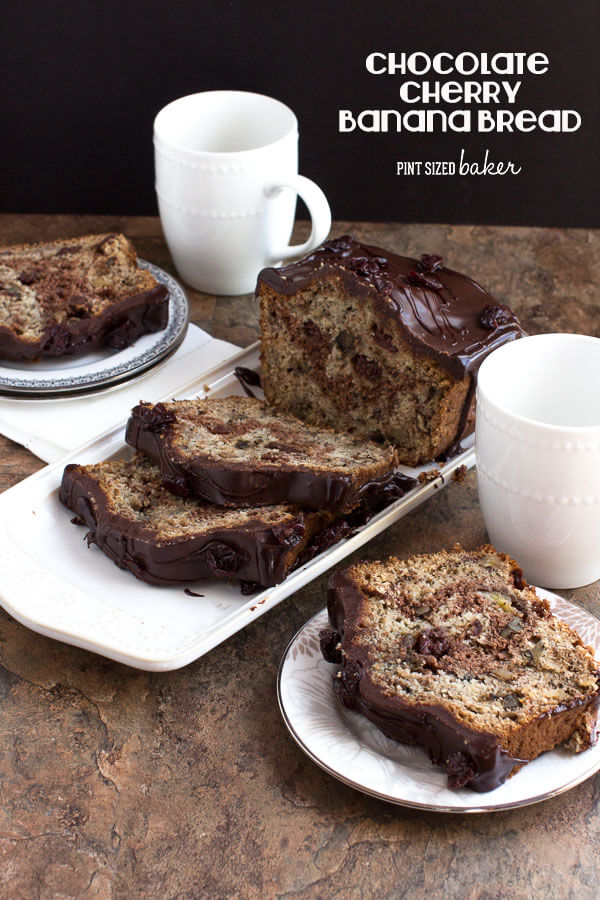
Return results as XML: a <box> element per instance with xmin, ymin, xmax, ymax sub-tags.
<box><xmin>476</xmin><ymin>333</ymin><xmax>600</xmax><ymax>588</ymax></box>
<box><xmin>153</xmin><ymin>91</ymin><xmax>332</xmax><ymax>295</ymax></box>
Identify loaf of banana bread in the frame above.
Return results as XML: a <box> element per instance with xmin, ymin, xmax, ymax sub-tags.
<box><xmin>321</xmin><ymin>545</ymin><xmax>600</xmax><ymax>791</ymax></box>
<box><xmin>258</xmin><ymin>235</ymin><xmax>523</xmax><ymax>465</ymax></box>
<box><xmin>0</xmin><ymin>233</ymin><xmax>169</xmax><ymax>360</ymax></box>
<box><xmin>125</xmin><ymin>396</ymin><xmax>398</xmax><ymax>510</ymax></box>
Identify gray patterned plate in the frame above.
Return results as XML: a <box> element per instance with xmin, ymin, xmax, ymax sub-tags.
<box><xmin>0</xmin><ymin>260</ymin><xmax>189</xmax><ymax>396</ymax></box>
<box><xmin>278</xmin><ymin>591</ymin><xmax>600</xmax><ymax>813</ymax></box>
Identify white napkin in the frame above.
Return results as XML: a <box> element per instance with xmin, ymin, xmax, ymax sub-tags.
<box><xmin>0</xmin><ymin>324</ymin><xmax>240</xmax><ymax>463</ymax></box>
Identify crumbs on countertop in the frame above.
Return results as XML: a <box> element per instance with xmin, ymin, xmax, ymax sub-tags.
<box><xmin>418</xmin><ymin>469</ymin><xmax>441</xmax><ymax>485</ymax></box>
<box><xmin>452</xmin><ymin>465</ymin><xmax>468</xmax><ymax>483</ymax></box>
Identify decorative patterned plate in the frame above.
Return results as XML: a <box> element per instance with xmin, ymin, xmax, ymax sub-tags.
<box><xmin>278</xmin><ymin>592</ymin><xmax>600</xmax><ymax>813</ymax></box>
<box><xmin>0</xmin><ymin>260</ymin><xmax>189</xmax><ymax>396</ymax></box>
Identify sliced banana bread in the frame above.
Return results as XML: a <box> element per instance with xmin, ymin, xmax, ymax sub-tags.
<box><xmin>321</xmin><ymin>545</ymin><xmax>600</xmax><ymax>792</ymax></box>
<box><xmin>125</xmin><ymin>396</ymin><xmax>399</xmax><ymax>510</ymax></box>
<box><xmin>0</xmin><ymin>233</ymin><xmax>169</xmax><ymax>360</ymax></box>
<box><xmin>258</xmin><ymin>235</ymin><xmax>524</xmax><ymax>465</ymax></box>
<box><xmin>60</xmin><ymin>454</ymin><xmax>347</xmax><ymax>587</ymax></box>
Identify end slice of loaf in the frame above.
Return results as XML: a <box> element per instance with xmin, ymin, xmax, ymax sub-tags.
<box><xmin>322</xmin><ymin>545</ymin><xmax>600</xmax><ymax>792</ymax></box>
<box><xmin>125</xmin><ymin>396</ymin><xmax>399</xmax><ymax>510</ymax></box>
<box><xmin>60</xmin><ymin>454</ymin><xmax>347</xmax><ymax>587</ymax></box>
<box><xmin>0</xmin><ymin>233</ymin><xmax>169</xmax><ymax>360</ymax></box>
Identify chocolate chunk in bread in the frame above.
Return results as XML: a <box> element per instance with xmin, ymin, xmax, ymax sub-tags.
<box><xmin>323</xmin><ymin>545</ymin><xmax>600</xmax><ymax>791</ymax></box>
<box><xmin>125</xmin><ymin>396</ymin><xmax>399</xmax><ymax>510</ymax></box>
<box><xmin>60</xmin><ymin>455</ymin><xmax>349</xmax><ymax>587</ymax></box>
<box><xmin>0</xmin><ymin>233</ymin><xmax>169</xmax><ymax>360</ymax></box>
<box><xmin>258</xmin><ymin>235</ymin><xmax>524</xmax><ymax>465</ymax></box>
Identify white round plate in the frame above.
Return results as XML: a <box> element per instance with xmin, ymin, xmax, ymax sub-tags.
<box><xmin>0</xmin><ymin>260</ymin><xmax>189</xmax><ymax>396</ymax></box>
<box><xmin>278</xmin><ymin>589</ymin><xmax>600</xmax><ymax>813</ymax></box>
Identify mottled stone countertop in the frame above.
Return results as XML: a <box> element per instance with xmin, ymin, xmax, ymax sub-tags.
<box><xmin>1</xmin><ymin>215</ymin><xmax>599</xmax><ymax>900</ymax></box>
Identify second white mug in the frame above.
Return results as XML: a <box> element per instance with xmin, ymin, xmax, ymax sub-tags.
<box><xmin>476</xmin><ymin>333</ymin><xmax>600</xmax><ymax>588</ymax></box>
<box><xmin>154</xmin><ymin>91</ymin><xmax>332</xmax><ymax>295</ymax></box>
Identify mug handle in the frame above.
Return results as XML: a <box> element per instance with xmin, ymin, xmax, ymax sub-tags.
<box><xmin>265</xmin><ymin>175</ymin><xmax>332</xmax><ymax>263</ymax></box>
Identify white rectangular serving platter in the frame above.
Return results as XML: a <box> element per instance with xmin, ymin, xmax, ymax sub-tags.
<box><xmin>0</xmin><ymin>342</ymin><xmax>475</xmax><ymax>671</ymax></box>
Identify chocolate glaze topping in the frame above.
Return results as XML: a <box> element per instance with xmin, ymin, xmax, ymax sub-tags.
<box><xmin>258</xmin><ymin>235</ymin><xmax>524</xmax><ymax>380</ymax></box>
<box><xmin>125</xmin><ymin>403</ymin><xmax>409</xmax><ymax>512</ymax></box>
<box><xmin>60</xmin><ymin>464</ymin><xmax>320</xmax><ymax>587</ymax></box>
<box><xmin>325</xmin><ymin>569</ymin><xmax>528</xmax><ymax>792</ymax></box>
<box><xmin>0</xmin><ymin>284</ymin><xmax>169</xmax><ymax>362</ymax></box>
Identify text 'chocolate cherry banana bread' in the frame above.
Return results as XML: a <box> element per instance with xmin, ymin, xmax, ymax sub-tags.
<box><xmin>321</xmin><ymin>545</ymin><xmax>600</xmax><ymax>792</ymax></box>
<box><xmin>125</xmin><ymin>396</ymin><xmax>399</xmax><ymax>510</ymax></box>
<box><xmin>258</xmin><ymin>235</ymin><xmax>523</xmax><ymax>466</ymax></box>
<box><xmin>0</xmin><ymin>233</ymin><xmax>169</xmax><ymax>360</ymax></box>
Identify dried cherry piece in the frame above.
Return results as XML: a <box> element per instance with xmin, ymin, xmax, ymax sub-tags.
<box><xmin>333</xmin><ymin>660</ymin><xmax>362</xmax><ymax>704</ymax></box>
<box><xmin>347</xmin><ymin>255</ymin><xmax>387</xmax><ymax>278</ymax></box>
<box><xmin>271</xmin><ymin>520</ymin><xmax>305</xmax><ymax>547</ymax></box>
<box><xmin>319</xmin><ymin>628</ymin><xmax>343</xmax><ymax>664</ymax></box>
<box><xmin>415</xmin><ymin>627</ymin><xmax>450</xmax><ymax>659</ymax></box>
<box><xmin>417</xmin><ymin>253</ymin><xmax>444</xmax><ymax>273</ymax></box>
<box><xmin>479</xmin><ymin>304</ymin><xmax>513</xmax><ymax>329</ymax></box>
<box><xmin>512</xmin><ymin>567</ymin><xmax>526</xmax><ymax>590</ymax></box>
<box><xmin>446</xmin><ymin>752</ymin><xmax>477</xmax><ymax>789</ymax></box>
<box><xmin>105</xmin><ymin>319</ymin><xmax>140</xmax><ymax>350</ymax></box>
<box><xmin>43</xmin><ymin>323</ymin><xmax>71</xmax><ymax>354</ymax></box>
<box><xmin>407</xmin><ymin>269</ymin><xmax>443</xmax><ymax>291</ymax></box>
<box><xmin>131</xmin><ymin>402</ymin><xmax>176</xmax><ymax>432</ymax></box>
<box><xmin>201</xmin><ymin>542</ymin><xmax>246</xmax><ymax>577</ymax></box>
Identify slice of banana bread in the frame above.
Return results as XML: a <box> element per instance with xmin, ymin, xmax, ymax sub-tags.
<box><xmin>258</xmin><ymin>235</ymin><xmax>524</xmax><ymax>465</ymax></box>
<box><xmin>60</xmin><ymin>454</ymin><xmax>346</xmax><ymax>587</ymax></box>
<box><xmin>0</xmin><ymin>233</ymin><xmax>169</xmax><ymax>360</ymax></box>
<box><xmin>321</xmin><ymin>545</ymin><xmax>600</xmax><ymax>792</ymax></box>
<box><xmin>125</xmin><ymin>396</ymin><xmax>399</xmax><ymax>510</ymax></box>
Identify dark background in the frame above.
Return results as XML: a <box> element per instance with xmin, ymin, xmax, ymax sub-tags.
<box><xmin>1</xmin><ymin>0</ymin><xmax>598</xmax><ymax>227</ymax></box>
